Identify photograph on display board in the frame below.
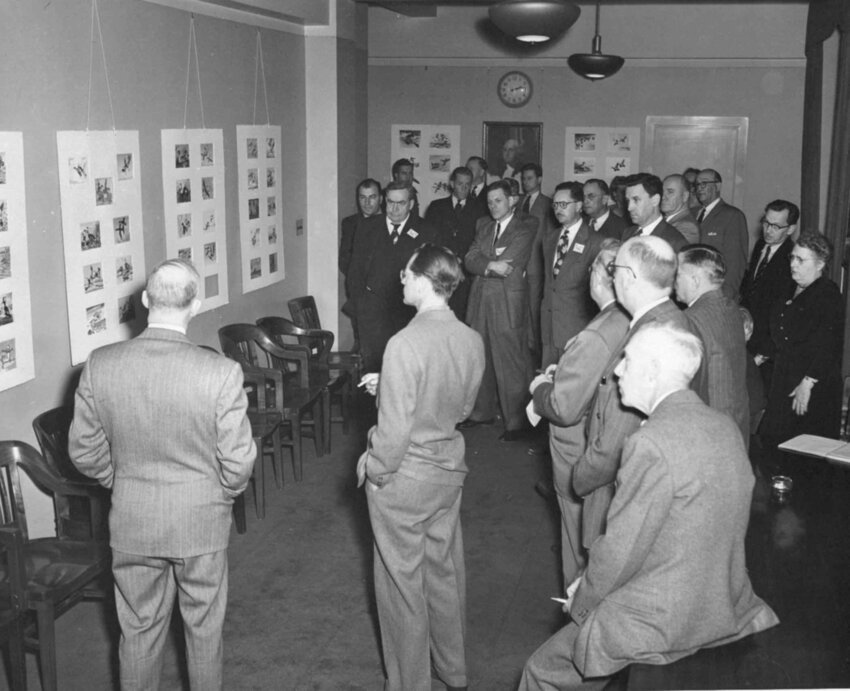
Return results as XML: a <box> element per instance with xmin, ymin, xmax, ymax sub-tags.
<box><xmin>564</xmin><ymin>127</ymin><xmax>640</xmax><ymax>183</ymax></box>
<box><xmin>483</xmin><ymin>122</ymin><xmax>542</xmax><ymax>180</ymax></box>
<box><xmin>391</xmin><ymin>124</ymin><xmax>460</xmax><ymax>215</ymax></box>
<box><xmin>0</xmin><ymin>247</ymin><xmax>9</xmax><ymax>279</ymax></box>
<box><xmin>0</xmin><ymin>338</ymin><xmax>15</xmax><ymax>372</ymax></box>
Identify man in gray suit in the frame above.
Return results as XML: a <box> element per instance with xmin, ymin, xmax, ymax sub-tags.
<box><xmin>520</xmin><ymin>322</ymin><xmax>779</xmax><ymax>691</ymax></box>
<box><xmin>661</xmin><ymin>174</ymin><xmax>700</xmax><ymax>244</ymax></box>
<box><xmin>676</xmin><ymin>245</ymin><xmax>750</xmax><ymax>444</ymax></box>
<box><xmin>529</xmin><ymin>239</ymin><xmax>628</xmax><ymax>590</ymax></box>
<box><xmin>69</xmin><ymin>259</ymin><xmax>256</xmax><ymax>691</ymax></box>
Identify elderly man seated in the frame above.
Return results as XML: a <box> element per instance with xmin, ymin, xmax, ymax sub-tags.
<box><xmin>518</xmin><ymin>321</ymin><xmax>779</xmax><ymax>691</ymax></box>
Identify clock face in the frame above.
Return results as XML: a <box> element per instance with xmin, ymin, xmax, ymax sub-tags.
<box><xmin>498</xmin><ymin>71</ymin><xmax>532</xmax><ymax>108</ymax></box>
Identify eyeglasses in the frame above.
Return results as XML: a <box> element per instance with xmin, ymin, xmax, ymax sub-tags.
<box><xmin>552</xmin><ymin>200</ymin><xmax>581</xmax><ymax>210</ymax></box>
<box><xmin>789</xmin><ymin>254</ymin><xmax>815</xmax><ymax>265</ymax></box>
<box><xmin>695</xmin><ymin>180</ymin><xmax>719</xmax><ymax>188</ymax></box>
<box><xmin>762</xmin><ymin>220</ymin><xmax>791</xmax><ymax>233</ymax></box>
<box><xmin>606</xmin><ymin>262</ymin><xmax>636</xmax><ymax>279</ymax></box>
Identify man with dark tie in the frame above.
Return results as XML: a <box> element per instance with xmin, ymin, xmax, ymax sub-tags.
<box><xmin>695</xmin><ymin>168</ymin><xmax>749</xmax><ymax>300</ymax></box>
<box><xmin>582</xmin><ymin>179</ymin><xmax>627</xmax><ymax>240</ymax></box>
<box><xmin>661</xmin><ymin>174</ymin><xmax>700</xmax><ymax>244</ymax></box>
<box><xmin>345</xmin><ymin>182</ymin><xmax>438</xmax><ymax>372</ymax></box>
<box><xmin>460</xmin><ymin>180</ymin><xmax>537</xmax><ymax>441</ymax></box>
<box><xmin>740</xmin><ymin>199</ymin><xmax>798</xmax><ymax>390</ymax></box>
<box><xmin>425</xmin><ymin>166</ymin><xmax>482</xmax><ymax>321</ymax></box>
<box><xmin>538</xmin><ymin>181</ymin><xmax>603</xmax><ymax>368</ymax></box>
<box><xmin>621</xmin><ymin>173</ymin><xmax>687</xmax><ymax>252</ymax></box>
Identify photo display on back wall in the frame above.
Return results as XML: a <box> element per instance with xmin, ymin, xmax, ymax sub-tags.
<box><xmin>390</xmin><ymin>124</ymin><xmax>460</xmax><ymax>215</ymax></box>
<box><xmin>0</xmin><ymin>132</ymin><xmax>35</xmax><ymax>389</ymax></box>
<box><xmin>56</xmin><ymin>130</ymin><xmax>147</xmax><ymax>366</ymax></box>
<box><xmin>161</xmin><ymin>129</ymin><xmax>228</xmax><ymax>312</ymax></box>
<box><xmin>564</xmin><ymin>127</ymin><xmax>641</xmax><ymax>183</ymax></box>
<box><xmin>237</xmin><ymin>125</ymin><xmax>284</xmax><ymax>293</ymax></box>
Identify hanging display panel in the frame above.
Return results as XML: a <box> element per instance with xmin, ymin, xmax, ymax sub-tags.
<box><xmin>390</xmin><ymin>124</ymin><xmax>460</xmax><ymax>216</ymax></box>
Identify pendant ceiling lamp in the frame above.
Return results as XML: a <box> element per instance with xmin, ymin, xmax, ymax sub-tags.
<box><xmin>568</xmin><ymin>2</ymin><xmax>624</xmax><ymax>80</ymax></box>
<box><xmin>489</xmin><ymin>0</ymin><xmax>581</xmax><ymax>45</ymax></box>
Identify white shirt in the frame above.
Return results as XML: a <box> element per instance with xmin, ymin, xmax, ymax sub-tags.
<box><xmin>148</xmin><ymin>322</ymin><xmax>187</xmax><ymax>335</ymax></box>
<box><xmin>554</xmin><ymin>218</ymin><xmax>583</xmax><ymax>265</ymax></box>
<box><xmin>494</xmin><ymin>212</ymin><xmax>515</xmax><ymax>242</ymax></box>
<box><xmin>699</xmin><ymin>198</ymin><xmax>721</xmax><ymax>219</ymax></box>
<box><xmin>387</xmin><ymin>215</ymin><xmax>410</xmax><ymax>235</ymax></box>
<box><xmin>636</xmin><ymin>215</ymin><xmax>664</xmax><ymax>236</ymax></box>
<box><xmin>592</xmin><ymin>210</ymin><xmax>610</xmax><ymax>230</ymax></box>
<box><xmin>629</xmin><ymin>296</ymin><xmax>670</xmax><ymax>327</ymax></box>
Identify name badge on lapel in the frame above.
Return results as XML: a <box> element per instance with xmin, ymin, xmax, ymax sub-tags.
<box><xmin>572</xmin><ymin>242</ymin><xmax>585</xmax><ymax>254</ymax></box>
<box><xmin>495</xmin><ymin>247</ymin><xmax>506</xmax><ymax>256</ymax></box>
<box><xmin>407</xmin><ymin>229</ymin><xmax>419</xmax><ymax>239</ymax></box>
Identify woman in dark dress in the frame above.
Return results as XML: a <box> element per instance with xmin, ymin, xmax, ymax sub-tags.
<box><xmin>758</xmin><ymin>232</ymin><xmax>843</xmax><ymax>475</ymax></box>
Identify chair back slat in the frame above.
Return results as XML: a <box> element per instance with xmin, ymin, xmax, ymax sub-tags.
<box><xmin>288</xmin><ymin>296</ymin><xmax>322</xmax><ymax>330</ymax></box>
<box><xmin>0</xmin><ymin>442</ymin><xmax>33</xmax><ymax>541</ymax></box>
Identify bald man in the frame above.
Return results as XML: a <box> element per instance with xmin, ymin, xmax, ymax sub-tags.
<box><xmin>661</xmin><ymin>174</ymin><xmax>700</xmax><ymax>244</ymax></box>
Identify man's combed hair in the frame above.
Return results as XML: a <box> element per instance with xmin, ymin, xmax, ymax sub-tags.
<box><xmin>585</xmin><ymin>178</ymin><xmax>611</xmax><ymax>196</ymax></box>
<box><xmin>624</xmin><ymin>172</ymin><xmax>663</xmax><ymax>198</ymax></box>
<box><xmin>623</xmin><ymin>236</ymin><xmax>677</xmax><ymax>289</ymax></box>
<box><xmin>679</xmin><ymin>244</ymin><xmax>727</xmax><ymax>285</ymax></box>
<box><xmin>765</xmin><ymin>199</ymin><xmax>800</xmax><ymax>226</ymax></box>
<box><xmin>146</xmin><ymin>259</ymin><xmax>200</xmax><ymax>310</ymax></box>
<box><xmin>636</xmin><ymin>321</ymin><xmax>704</xmax><ymax>382</ymax></box>
<box><xmin>487</xmin><ymin>179</ymin><xmax>513</xmax><ymax>198</ymax></box>
<box><xmin>384</xmin><ymin>181</ymin><xmax>412</xmax><ymax>195</ymax></box>
<box><xmin>409</xmin><ymin>243</ymin><xmax>464</xmax><ymax>298</ymax></box>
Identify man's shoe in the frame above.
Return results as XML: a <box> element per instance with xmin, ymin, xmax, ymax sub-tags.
<box><xmin>457</xmin><ymin>417</ymin><xmax>494</xmax><ymax>430</ymax></box>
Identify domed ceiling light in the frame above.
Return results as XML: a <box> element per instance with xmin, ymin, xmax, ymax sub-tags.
<box><xmin>489</xmin><ymin>0</ymin><xmax>581</xmax><ymax>45</ymax></box>
<box><xmin>568</xmin><ymin>2</ymin><xmax>624</xmax><ymax>80</ymax></box>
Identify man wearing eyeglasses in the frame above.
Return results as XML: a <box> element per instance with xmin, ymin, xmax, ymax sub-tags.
<box><xmin>695</xmin><ymin>168</ymin><xmax>749</xmax><ymax>301</ymax></box>
<box><xmin>538</xmin><ymin>182</ymin><xmax>603</xmax><ymax>368</ymax></box>
<box><xmin>740</xmin><ymin>200</ymin><xmax>798</xmax><ymax>389</ymax></box>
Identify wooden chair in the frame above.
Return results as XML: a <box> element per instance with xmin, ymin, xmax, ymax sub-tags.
<box><xmin>218</xmin><ymin>324</ymin><xmax>325</xmax><ymax>481</ymax></box>
<box><xmin>288</xmin><ymin>295</ymin><xmax>362</xmax><ymax>382</ymax></box>
<box><xmin>257</xmin><ymin>315</ymin><xmax>352</xmax><ymax>445</ymax></box>
<box><xmin>0</xmin><ymin>441</ymin><xmax>110</xmax><ymax>691</ymax></box>
<box><xmin>0</xmin><ymin>524</ymin><xmax>28</xmax><ymax>690</ymax></box>
<box><xmin>32</xmin><ymin>407</ymin><xmax>110</xmax><ymax>541</ymax></box>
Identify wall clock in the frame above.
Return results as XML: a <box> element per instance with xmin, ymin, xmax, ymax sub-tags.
<box><xmin>497</xmin><ymin>71</ymin><xmax>533</xmax><ymax>108</ymax></box>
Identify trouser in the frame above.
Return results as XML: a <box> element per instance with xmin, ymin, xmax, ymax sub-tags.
<box><xmin>112</xmin><ymin>549</ymin><xmax>228</xmax><ymax>691</ymax></box>
<box><xmin>519</xmin><ymin>622</ymin><xmax>611</xmax><ymax>691</ymax></box>
<box><xmin>367</xmin><ymin>474</ymin><xmax>467</xmax><ymax>691</ymax></box>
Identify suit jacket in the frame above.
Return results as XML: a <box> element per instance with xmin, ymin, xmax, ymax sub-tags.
<box><xmin>570</xmin><ymin>390</ymin><xmax>779</xmax><ymax>678</ymax></box>
<box><xmin>574</xmin><ymin>299</ymin><xmax>691</xmax><ymax>546</ymax></box>
<box><xmin>533</xmin><ymin>302</ymin><xmax>630</xmax><ymax>494</ymax></box>
<box><xmin>465</xmin><ymin>213</ymin><xmax>538</xmax><ymax>331</ymax></box>
<box><xmin>685</xmin><ymin>289</ymin><xmax>750</xmax><ymax>442</ymax></box>
<box><xmin>339</xmin><ymin>212</ymin><xmax>360</xmax><ymax>280</ymax></box>
<box><xmin>539</xmin><ymin>222</ymin><xmax>603</xmax><ymax>366</ymax></box>
<box><xmin>593</xmin><ymin>212</ymin><xmax>628</xmax><ymax>241</ymax></box>
<box><xmin>68</xmin><ymin>328</ymin><xmax>256</xmax><ymax>557</ymax></box>
<box><xmin>622</xmin><ymin>219</ymin><xmax>687</xmax><ymax>252</ymax></box>
<box><xmin>664</xmin><ymin>207</ymin><xmax>700</xmax><ymax>245</ymax></box>
<box><xmin>523</xmin><ymin>193</ymin><xmax>554</xmax><ymax>356</ymax></box>
<box><xmin>740</xmin><ymin>237</ymin><xmax>795</xmax><ymax>357</ymax></box>
<box><xmin>698</xmin><ymin>199</ymin><xmax>750</xmax><ymax>301</ymax></box>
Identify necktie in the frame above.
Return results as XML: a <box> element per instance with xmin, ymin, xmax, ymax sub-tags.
<box><xmin>754</xmin><ymin>245</ymin><xmax>771</xmax><ymax>281</ymax></box>
<box><xmin>553</xmin><ymin>227</ymin><xmax>571</xmax><ymax>277</ymax></box>
<box><xmin>455</xmin><ymin>198</ymin><xmax>464</xmax><ymax>212</ymax></box>
<box><xmin>637</xmin><ymin>227</ymin><xmax>644</xmax><ymax>237</ymax></box>
<box><xmin>697</xmin><ymin>207</ymin><xmax>706</xmax><ymax>223</ymax></box>
<box><xmin>391</xmin><ymin>223</ymin><xmax>400</xmax><ymax>245</ymax></box>
<box><xmin>589</xmin><ymin>218</ymin><xmax>596</xmax><ymax>232</ymax></box>
<box><xmin>522</xmin><ymin>196</ymin><xmax>531</xmax><ymax>214</ymax></box>
<box><xmin>491</xmin><ymin>222</ymin><xmax>502</xmax><ymax>253</ymax></box>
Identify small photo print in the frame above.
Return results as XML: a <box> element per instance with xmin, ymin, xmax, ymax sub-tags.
<box><xmin>429</xmin><ymin>131</ymin><xmax>452</xmax><ymax>149</ymax></box>
<box><xmin>203</xmin><ymin>210</ymin><xmax>215</xmax><ymax>232</ymax></box>
<box><xmin>69</xmin><ymin>157</ymin><xmax>88</xmax><ymax>184</ymax></box>
<box><xmin>80</xmin><ymin>221</ymin><xmax>101</xmax><ymax>251</ymax></box>
<box><xmin>399</xmin><ymin>129</ymin><xmax>421</xmax><ymax>148</ymax></box>
<box><xmin>177</xmin><ymin>179</ymin><xmax>191</xmax><ymax>203</ymax></box>
<box><xmin>0</xmin><ymin>293</ymin><xmax>12</xmax><ymax>326</ymax></box>
<box><xmin>0</xmin><ymin>153</ymin><xmax>6</xmax><ymax>184</ymax></box>
<box><xmin>267</xmin><ymin>197</ymin><xmax>276</xmax><ymax>217</ymax></box>
<box><xmin>250</xmin><ymin>228</ymin><xmax>260</xmax><ymax>247</ymax></box>
<box><xmin>118</xmin><ymin>295</ymin><xmax>136</xmax><ymax>324</ymax></box>
<box><xmin>205</xmin><ymin>273</ymin><xmax>219</xmax><ymax>298</ymax></box>
<box><xmin>247</xmin><ymin>169</ymin><xmax>258</xmax><ymax>190</ymax></box>
<box><xmin>0</xmin><ymin>200</ymin><xmax>7</xmax><ymax>233</ymax></box>
<box><xmin>83</xmin><ymin>262</ymin><xmax>103</xmax><ymax>293</ymax></box>
<box><xmin>117</xmin><ymin>153</ymin><xmax>133</xmax><ymax>180</ymax></box>
<box><xmin>116</xmin><ymin>255</ymin><xmax>133</xmax><ymax>283</ymax></box>
<box><xmin>201</xmin><ymin>177</ymin><xmax>214</xmax><ymax>200</ymax></box>
<box><xmin>204</xmin><ymin>242</ymin><xmax>216</xmax><ymax>264</ymax></box>
<box><xmin>268</xmin><ymin>225</ymin><xmax>277</xmax><ymax>244</ymax></box>
<box><xmin>432</xmin><ymin>180</ymin><xmax>450</xmax><ymax>196</ymax></box>
<box><xmin>95</xmin><ymin>177</ymin><xmax>113</xmax><ymax>206</ymax></box>
<box><xmin>429</xmin><ymin>155</ymin><xmax>451</xmax><ymax>172</ymax></box>
<box><xmin>269</xmin><ymin>252</ymin><xmax>278</xmax><ymax>274</ymax></box>
<box><xmin>175</xmin><ymin>144</ymin><xmax>190</xmax><ymax>168</ymax></box>
<box><xmin>0</xmin><ymin>247</ymin><xmax>9</xmax><ymax>279</ymax></box>
<box><xmin>266</xmin><ymin>138</ymin><xmax>276</xmax><ymax>158</ymax></box>
<box><xmin>250</xmin><ymin>257</ymin><xmax>262</xmax><ymax>279</ymax></box>
<box><xmin>114</xmin><ymin>215</ymin><xmax>130</xmax><ymax>243</ymax></box>
<box><xmin>177</xmin><ymin>247</ymin><xmax>192</xmax><ymax>262</ymax></box>
<box><xmin>573</xmin><ymin>158</ymin><xmax>596</xmax><ymax>176</ymax></box>
<box><xmin>86</xmin><ymin>303</ymin><xmax>106</xmax><ymax>335</ymax></box>
<box><xmin>0</xmin><ymin>338</ymin><xmax>16</xmax><ymax>371</ymax></box>
<box><xmin>178</xmin><ymin>213</ymin><xmax>192</xmax><ymax>238</ymax></box>
<box><xmin>609</xmin><ymin>132</ymin><xmax>632</xmax><ymax>152</ymax></box>
<box><xmin>574</xmin><ymin>133</ymin><xmax>597</xmax><ymax>152</ymax></box>
<box><xmin>248</xmin><ymin>198</ymin><xmax>259</xmax><ymax>220</ymax></box>
<box><xmin>266</xmin><ymin>168</ymin><xmax>275</xmax><ymax>188</ymax></box>
<box><xmin>200</xmin><ymin>142</ymin><xmax>214</xmax><ymax>166</ymax></box>
<box><xmin>606</xmin><ymin>157</ymin><xmax>630</xmax><ymax>176</ymax></box>
<box><xmin>246</xmin><ymin>138</ymin><xmax>258</xmax><ymax>159</ymax></box>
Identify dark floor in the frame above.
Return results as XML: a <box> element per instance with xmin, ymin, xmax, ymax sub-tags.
<box><xmin>3</xmin><ymin>402</ymin><xmax>850</xmax><ymax>690</ymax></box>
